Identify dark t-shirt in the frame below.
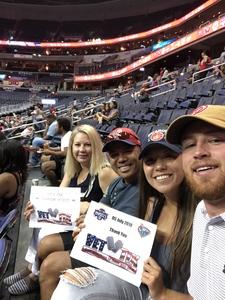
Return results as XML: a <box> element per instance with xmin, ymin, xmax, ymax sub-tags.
<box><xmin>140</xmin><ymin>200</ymin><xmax>189</xmax><ymax>297</ymax></box>
<box><xmin>100</xmin><ymin>177</ymin><xmax>139</xmax><ymax>217</ymax></box>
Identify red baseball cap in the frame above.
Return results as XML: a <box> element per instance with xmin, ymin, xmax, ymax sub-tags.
<box><xmin>102</xmin><ymin>127</ymin><xmax>141</xmax><ymax>152</ymax></box>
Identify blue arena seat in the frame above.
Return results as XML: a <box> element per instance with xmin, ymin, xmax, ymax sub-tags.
<box><xmin>157</xmin><ymin>109</ymin><xmax>173</xmax><ymax>125</ymax></box>
<box><xmin>169</xmin><ymin>109</ymin><xmax>188</xmax><ymax>122</ymax></box>
<box><xmin>198</xmin><ymin>96</ymin><xmax>214</xmax><ymax>106</ymax></box>
<box><xmin>212</xmin><ymin>94</ymin><xmax>225</xmax><ymax>105</ymax></box>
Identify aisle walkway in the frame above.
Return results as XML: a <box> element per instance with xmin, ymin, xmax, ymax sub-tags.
<box><xmin>1</xmin><ymin>168</ymin><xmax>50</xmax><ymax>300</ymax></box>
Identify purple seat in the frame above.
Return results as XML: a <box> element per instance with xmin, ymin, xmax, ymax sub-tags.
<box><xmin>0</xmin><ymin>237</ymin><xmax>12</xmax><ymax>281</ymax></box>
<box><xmin>0</xmin><ymin>209</ymin><xmax>18</xmax><ymax>239</ymax></box>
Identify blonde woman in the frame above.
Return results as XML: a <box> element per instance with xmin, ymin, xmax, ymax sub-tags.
<box><xmin>60</xmin><ymin>124</ymin><xmax>116</xmax><ymax>214</ymax></box>
<box><xmin>4</xmin><ymin>125</ymin><xmax>117</xmax><ymax>296</ymax></box>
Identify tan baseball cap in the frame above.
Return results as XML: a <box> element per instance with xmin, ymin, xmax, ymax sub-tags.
<box><xmin>166</xmin><ymin>105</ymin><xmax>225</xmax><ymax>144</ymax></box>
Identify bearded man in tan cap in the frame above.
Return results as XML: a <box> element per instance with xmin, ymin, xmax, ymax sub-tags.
<box><xmin>157</xmin><ymin>105</ymin><xmax>225</xmax><ymax>300</ymax></box>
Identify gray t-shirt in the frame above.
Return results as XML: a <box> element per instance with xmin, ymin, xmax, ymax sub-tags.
<box><xmin>100</xmin><ymin>177</ymin><xmax>139</xmax><ymax>217</ymax></box>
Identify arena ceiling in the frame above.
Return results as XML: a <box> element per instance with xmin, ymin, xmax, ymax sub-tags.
<box><xmin>0</xmin><ymin>0</ymin><xmax>204</xmax><ymax>20</ymax></box>
<box><xmin>0</xmin><ymin>0</ymin><xmax>202</xmax><ymax>5</ymax></box>
<box><xmin>0</xmin><ymin>0</ymin><xmax>114</xmax><ymax>4</ymax></box>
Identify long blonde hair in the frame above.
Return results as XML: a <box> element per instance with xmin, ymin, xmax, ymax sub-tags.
<box><xmin>64</xmin><ymin>124</ymin><xmax>108</xmax><ymax>180</ymax></box>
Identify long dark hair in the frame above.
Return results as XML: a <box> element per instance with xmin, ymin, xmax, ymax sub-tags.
<box><xmin>0</xmin><ymin>139</ymin><xmax>28</xmax><ymax>184</ymax></box>
<box><xmin>139</xmin><ymin>160</ymin><xmax>197</xmax><ymax>281</ymax></box>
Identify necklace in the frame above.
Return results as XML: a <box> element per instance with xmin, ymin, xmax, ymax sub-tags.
<box><xmin>77</xmin><ymin>170</ymin><xmax>89</xmax><ymax>185</ymax></box>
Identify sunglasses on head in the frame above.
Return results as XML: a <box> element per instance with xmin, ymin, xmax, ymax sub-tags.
<box><xmin>107</xmin><ymin>130</ymin><xmax>138</xmax><ymax>142</ymax></box>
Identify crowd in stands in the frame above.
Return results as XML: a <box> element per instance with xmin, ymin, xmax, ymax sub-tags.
<box><xmin>0</xmin><ymin>47</ymin><xmax>225</xmax><ymax>137</ymax></box>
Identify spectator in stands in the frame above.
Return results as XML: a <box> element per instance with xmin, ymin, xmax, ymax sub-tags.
<box><xmin>152</xmin><ymin>73</ymin><xmax>161</xmax><ymax>86</ymax></box>
<box><xmin>95</xmin><ymin>102</ymin><xmax>106</xmax><ymax>121</ymax></box>
<box><xmin>197</xmin><ymin>51</ymin><xmax>211</xmax><ymax>79</ymax></box>
<box><xmin>84</xmin><ymin>102</ymin><xmax>96</xmax><ymax>117</ymax></box>
<box><xmin>38</xmin><ymin>127</ymin><xmax>142</xmax><ymax>300</ymax></box>
<box><xmin>104</xmin><ymin>101</ymin><xmax>111</xmax><ymax>115</ymax></box>
<box><xmin>125</xmin><ymin>76</ymin><xmax>134</xmax><ymax>89</ymax></box>
<box><xmin>49</xmin><ymin>105</ymin><xmax>57</xmax><ymax>116</ymax></box>
<box><xmin>117</xmin><ymin>82</ymin><xmax>124</xmax><ymax>94</ymax></box>
<box><xmin>138</xmin><ymin>82</ymin><xmax>150</xmax><ymax>102</ymax></box>
<box><xmin>163</xmin><ymin>104</ymin><xmax>225</xmax><ymax>300</ymax></box>
<box><xmin>96</xmin><ymin>100</ymin><xmax>119</xmax><ymax>124</ymax></box>
<box><xmin>20</xmin><ymin>120</ymin><xmax>34</xmax><ymax>145</ymax></box>
<box><xmin>131</xmin><ymin>77</ymin><xmax>153</xmax><ymax>102</ymax></box>
<box><xmin>0</xmin><ymin>140</ymin><xmax>27</xmax><ymax>214</ymax></box>
<box><xmin>29</xmin><ymin>113</ymin><xmax>61</xmax><ymax>167</ymax></box>
<box><xmin>4</xmin><ymin>125</ymin><xmax>117</xmax><ymax>296</ymax></box>
<box><xmin>185</xmin><ymin>64</ymin><xmax>196</xmax><ymax>84</ymax></box>
<box><xmin>146</xmin><ymin>74</ymin><xmax>153</xmax><ymax>86</ymax></box>
<box><xmin>214</xmin><ymin>63</ymin><xmax>225</xmax><ymax>82</ymax></box>
<box><xmin>41</xmin><ymin>117</ymin><xmax>72</xmax><ymax>186</ymax></box>
<box><xmin>50</xmin><ymin>127</ymin><xmax>196</xmax><ymax>300</ymax></box>
<box><xmin>219</xmin><ymin>46</ymin><xmax>225</xmax><ymax>63</ymax></box>
<box><xmin>161</xmin><ymin>67</ymin><xmax>169</xmax><ymax>82</ymax></box>
<box><xmin>31</xmin><ymin>104</ymin><xmax>45</xmax><ymax>130</ymax></box>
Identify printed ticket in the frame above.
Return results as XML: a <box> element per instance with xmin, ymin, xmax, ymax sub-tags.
<box><xmin>29</xmin><ymin>186</ymin><xmax>81</xmax><ymax>231</ymax></box>
<box><xmin>71</xmin><ymin>201</ymin><xmax>157</xmax><ymax>287</ymax></box>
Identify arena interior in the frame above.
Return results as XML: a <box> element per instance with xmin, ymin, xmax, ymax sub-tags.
<box><xmin>0</xmin><ymin>0</ymin><xmax>225</xmax><ymax>299</ymax></box>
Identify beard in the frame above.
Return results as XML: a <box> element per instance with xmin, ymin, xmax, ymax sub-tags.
<box><xmin>185</xmin><ymin>170</ymin><xmax>225</xmax><ymax>202</ymax></box>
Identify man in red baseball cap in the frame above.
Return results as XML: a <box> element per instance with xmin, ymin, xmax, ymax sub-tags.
<box><xmin>101</xmin><ymin>127</ymin><xmax>142</xmax><ymax>214</ymax></box>
<box><xmin>102</xmin><ymin>127</ymin><xmax>141</xmax><ymax>186</ymax></box>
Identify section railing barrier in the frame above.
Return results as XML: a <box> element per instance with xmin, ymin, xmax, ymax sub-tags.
<box><xmin>146</xmin><ymin>79</ymin><xmax>176</xmax><ymax>98</ymax></box>
<box><xmin>192</xmin><ymin>62</ymin><xmax>225</xmax><ymax>84</ymax></box>
<box><xmin>6</xmin><ymin>101</ymin><xmax>102</xmax><ymax>140</ymax></box>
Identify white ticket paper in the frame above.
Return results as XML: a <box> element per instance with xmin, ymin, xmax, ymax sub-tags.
<box><xmin>71</xmin><ymin>201</ymin><xmax>157</xmax><ymax>287</ymax></box>
<box><xmin>29</xmin><ymin>186</ymin><xmax>81</xmax><ymax>231</ymax></box>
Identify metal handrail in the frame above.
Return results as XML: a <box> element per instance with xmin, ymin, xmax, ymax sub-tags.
<box><xmin>145</xmin><ymin>79</ymin><xmax>176</xmax><ymax>98</ymax></box>
<box><xmin>88</xmin><ymin>95</ymin><xmax>105</xmax><ymax>104</ymax></box>
<box><xmin>72</xmin><ymin>103</ymin><xmax>102</xmax><ymax>115</ymax></box>
<box><xmin>3</xmin><ymin>100</ymin><xmax>100</xmax><ymax>139</ymax></box>
<box><xmin>192</xmin><ymin>62</ymin><xmax>225</xmax><ymax>83</ymax></box>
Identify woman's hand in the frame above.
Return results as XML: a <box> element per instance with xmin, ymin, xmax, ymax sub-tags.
<box><xmin>24</xmin><ymin>201</ymin><xmax>34</xmax><ymax>221</ymax></box>
<box><xmin>80</xmin><ymin>201</ymin><xmax>90</xmax><ymax>215</ymax></box>
<box><xmin>72</xmin><ymin>214</ymin><xmax>86</xmax><ymax>241</ymax></box>
<box><xmin>141</xmin><ymin>257</ymin><xmax>166</xmax><ymax>300</ymax></box>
